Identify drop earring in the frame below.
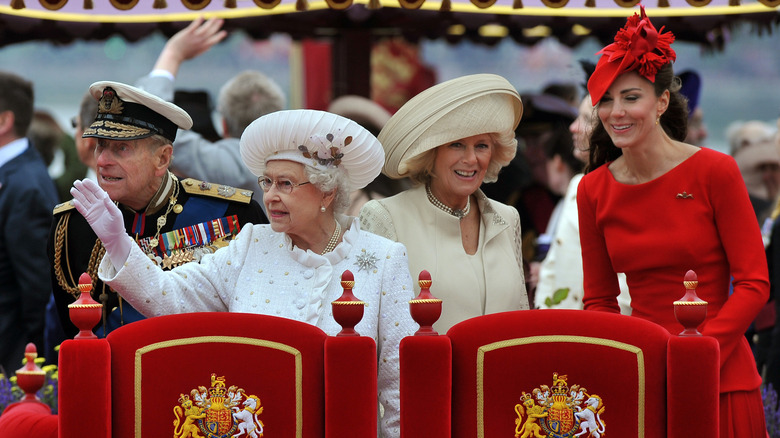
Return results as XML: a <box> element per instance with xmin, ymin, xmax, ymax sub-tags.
<box><xmin>320</xmin><ymin>205</ymin><xmax>326</xmax><ymax>213</ymax></box>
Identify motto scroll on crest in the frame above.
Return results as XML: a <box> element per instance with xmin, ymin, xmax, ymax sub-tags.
<box><xmin>174</xmin><ymin>373</ymin><xmax>264</xmax><ymax>438</ymax></box>
<box><xmin>514</xmin><ymin>373</ymin><xmax>606</xmax><ymax>438</ymax></box>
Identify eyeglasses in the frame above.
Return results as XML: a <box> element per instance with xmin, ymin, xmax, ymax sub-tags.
<box><xmin>258</xmin><ymin>176</ymin><xmax>311</xmax><ymax>194</ymax></box>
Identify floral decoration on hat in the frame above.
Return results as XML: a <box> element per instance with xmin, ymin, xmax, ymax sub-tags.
<box><xmin>587</xmin><ymin>5</ymin><xmax>676</xmax><ymax>105</ymax></box>
<box><xmin>239</xmin><ymin>109</ymin><xmax>384</xmax><ymax>192</ymax></box>
<box><xmin>299</xmin><ymin>133</ymin><xmax>350</xmax><ymax>167</ymax></box>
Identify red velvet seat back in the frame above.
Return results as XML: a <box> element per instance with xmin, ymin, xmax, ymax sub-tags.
<box><xmin>446</xmin><ymin>309</ymin><xmax>672</xmax><ymax>437</ymax></box>
<box><xmin>106</xmin><ymin>312</ymin><xmax>327</xmax><ymax>438</ymax></box>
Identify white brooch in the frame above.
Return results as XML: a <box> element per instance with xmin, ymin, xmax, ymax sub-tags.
<box><xmin>354</xmin><ymin>251</ymin><xmax>379</xmax><ymax>272</ymax></box>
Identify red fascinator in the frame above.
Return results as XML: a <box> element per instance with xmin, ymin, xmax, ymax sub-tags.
<box><xmin>587</xmin><ymin>5</ymin><xmax>676</xmax><ymax>105</ymax></box>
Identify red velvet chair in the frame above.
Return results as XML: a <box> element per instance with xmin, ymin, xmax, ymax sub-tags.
<box><xmin>400</xmin><ymin>271</ymin><xmax>720</xmax><ymax>438</ymax></box>
<box><xmin>51</xmin><ymin>271</ymin><xmax>377</xmax><ymax>438</ymax></box>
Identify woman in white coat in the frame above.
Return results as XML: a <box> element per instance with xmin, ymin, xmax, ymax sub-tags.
<box><xmin>70</xmin><ymin>109</ymin><xmax>416</xmax><ymax>438</ymax></box>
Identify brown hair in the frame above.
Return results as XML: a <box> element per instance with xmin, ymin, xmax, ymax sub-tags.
<box><xmin>585</xmin><ymin>63</ymin><xmax>689</xmax><ymax>173</ymax></box>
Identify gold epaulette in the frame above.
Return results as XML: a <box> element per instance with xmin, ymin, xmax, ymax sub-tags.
<box><xmin>53</xmin><ymin>200</ymin><xmax>76</xmax><ymax>215</ymax></box>
<box><xmin>180</xmin><ymin>178</ymin><xmax>253</xmax><ymax>204</ymax></box>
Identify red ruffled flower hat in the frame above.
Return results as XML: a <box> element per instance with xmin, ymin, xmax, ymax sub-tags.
<box><xmin>587</xmin><ymin>5</ymin><xmax>676</xmax><ymax>105</ymax></box>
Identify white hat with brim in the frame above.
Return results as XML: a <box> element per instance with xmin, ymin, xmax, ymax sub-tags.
<box><xmin>327</xmin><ymin>95</ymin><xmax>392</xmax><ymax>134</ymax></box>
<box><xmin>240</xmin><ymin>109</ymin><xmax>384</xmax><ymax>192</ymax></box>
<box><xmin>84</xmin><ymin>81</ymin><xmax>193</xmax><ymax>142</ymax></box>
<box><xmin>379</xmin><ymin>73</ymin><xmax>523</xmax><ymax>179</ymax></box>
<box><xmin>734</xmin><ymin>140</ymin><xmax>780</xmax><ymax>173</ymax></box>
<box><xmin>734</xmin><ymin>140</ymin><xmax>780</xmax><ymax>199</ymax></box>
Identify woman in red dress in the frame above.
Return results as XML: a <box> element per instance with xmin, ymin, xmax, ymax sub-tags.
<box><xmin>577</xmin><ymin>7</ymin><xmax>769</xmax><ymax>437</ymax></box>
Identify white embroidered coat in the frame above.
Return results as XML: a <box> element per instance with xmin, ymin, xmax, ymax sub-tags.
<box><xmin>98</xmin><ymin>217</ymin><xmax>416</xmax><ymax>438</ymax></box>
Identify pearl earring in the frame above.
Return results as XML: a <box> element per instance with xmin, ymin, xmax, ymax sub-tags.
<box><xmin>321</xmin><ymin>205</ymin><xmax>326</xmax><ymax>213</ymax></box>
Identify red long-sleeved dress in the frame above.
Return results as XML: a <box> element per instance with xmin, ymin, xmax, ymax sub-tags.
<box><xmin>577</xmin><ymin>147</ymin><xmax>769</xmax><ymax>436</ymax></box>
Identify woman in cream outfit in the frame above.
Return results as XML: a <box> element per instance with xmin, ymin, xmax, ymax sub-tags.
<box><xmin>70</xmin><ymin>109</ymin><xmax>417</xmax><ymax>438</ymax></box>
<box><xmin>360</xmin><ymin>74</ymin><xmax>530</xmax><ymax>333</ymax></box>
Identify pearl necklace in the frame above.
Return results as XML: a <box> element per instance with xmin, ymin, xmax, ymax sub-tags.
<box><xmin>426</xmin><ymin>184</ymin><xmax>470</xmax><ymax>220</ymax></box>
<box><xmin>321</xmin><ymin>219</ymin><xmax>342</xmax><ymax>254</ymax></box>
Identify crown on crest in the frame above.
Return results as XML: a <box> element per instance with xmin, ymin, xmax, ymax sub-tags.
<box><xmin>208</xmin><ymin>373</ymin><xmax>228</xmax><ymax>400</ymax></box>
<box><xmin>520</xmin><ymin>391</ymin><xmax>533</xmax><ymax>403</ymax></box>
<box><xmin>551</xmin><ymin>373</ymin><xmax>569</xmax><ymax>397</ymax></box>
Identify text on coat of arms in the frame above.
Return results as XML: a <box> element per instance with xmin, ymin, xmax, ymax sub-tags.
<box><xmin>514</xmin><ymin>372</ymin><xmax>606</xmax><ymax>438</ymax></box>
<box><xmin>174</xmin><ymin>373</ymin><xmax>264</xmax><ymax>438</ymax></box>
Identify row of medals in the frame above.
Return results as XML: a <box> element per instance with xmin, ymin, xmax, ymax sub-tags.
<box><xmin>143</xmin><ymin>194</ymin><xmax>230</xmax><ymax>270</ymax></box>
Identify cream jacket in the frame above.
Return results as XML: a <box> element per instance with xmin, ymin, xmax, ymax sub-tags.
<box><xmin>360</xmin><ymin>185</ymin><xmax>529</xmax><ymax>333</ymax></box>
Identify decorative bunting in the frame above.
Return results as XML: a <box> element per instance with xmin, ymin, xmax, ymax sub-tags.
<box><xmin>181</xmin><ymin>0</ymin><xmax>212</xmax><ymax>9</ymax></box>
<box><xmin>39</xmin><ymin>0</ymin><xmax>68</xmax><ymax>10</ymax></box>
<box><xmin>109</xmin><ymin>0</ymin><xmax>139</xmax><ymax>10</ymax></box>
<box><xmin>252</xmin><ymin>0</ymin><xmax>282</xmax><ymax>9</ymax></box>
<box><xmin>324</xmin><ymin>0</ymin><xmax>353</xmax><ymax>10</ymax></box>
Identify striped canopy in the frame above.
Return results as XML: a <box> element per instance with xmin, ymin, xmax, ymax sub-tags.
<box><xmin>1</xmin><ymin>0</ymin><xmax>778</xmax><ymax>48</ymax></box>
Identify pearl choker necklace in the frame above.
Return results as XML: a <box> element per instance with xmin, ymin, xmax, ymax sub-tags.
<box><xmin>322</xmin><ymin>220</ymin><xmax>342</xmax><ymax>254</ymax></box>
<box><xmin>425</xmin><ymin>185</ymin><xmax>470</xmax><ymax>220</ymax></box>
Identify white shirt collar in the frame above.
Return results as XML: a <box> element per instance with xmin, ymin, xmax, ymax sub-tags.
<box><xmin>0</xmin><ymin>138</ymin><xmax>29</xmax><ymax>169</ymax></box>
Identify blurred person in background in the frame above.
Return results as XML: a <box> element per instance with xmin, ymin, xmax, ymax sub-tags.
<box><xmin>72</xmin><ymin>90</ymin><xmax>100</xmax><ymax>180</ymax></box>
<box><xmin>678</xmin><ymin>70</ymin><xmax>708</xmax><ymax>146</ymax></box>
<box><xmin>327</xmin><ymin>94</ymin><xmax>411</xmax><ymax>216</ymax></box>
<box><xmin>765</xmin><ymin>114</ymin><xmax>780</xmax><ymax>397</ymax></box>
<box><xmin>534</xmin><ymin>93</ymin><xmax>632</xmax><ymax>313</ymax></box>
<box><xmin>727</xmin><ymin>119</ymin><xmax>779</xmax><ymax>223</ymax></box>
<box><xmin>28</xmin><ymin>109</ymin><xmax>89</xmax><ymax>202</ymax></box>
<box><xmin>728</xmin><ymin>119</ymin><xmax>780</xmax><ymax>382</ymax></box>
<box><xmin>0</xmin><ymin>71</ymin><xmax>59</xmax><ymax>371</ymax></box>
<box><xmin>521</xmin><ymin>93</ymin><xmax>578</xmax><ymax>293</ymax></box>
<box><xmin>136</xmin><ymin>16</ymin><xmax>284</xmax><ymax>211</ymax></box>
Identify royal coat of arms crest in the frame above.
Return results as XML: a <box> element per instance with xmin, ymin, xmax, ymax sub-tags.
<box><xmin>174</xmin><ymin>373</ymin><xmax>264</xmax><ymax>438</ymax></box>
<box><xmin>514</xmin><ymin>372</ymin><xmax>606</xmax><ymax>438</ymax></box>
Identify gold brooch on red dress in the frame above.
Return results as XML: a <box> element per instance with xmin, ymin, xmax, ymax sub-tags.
<box><xmin>676</xmin><ymin>191</ymin><xmax>694</xmax><ymax>199</ymax></box>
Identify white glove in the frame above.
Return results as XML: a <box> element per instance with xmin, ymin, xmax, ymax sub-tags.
<box><xmin>71</xmin><ymin>179</ymin><xmax>133</xmax><ymax>268</ymax></box>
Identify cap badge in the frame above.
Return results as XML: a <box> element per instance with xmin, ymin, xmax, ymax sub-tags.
<box><xmin>97</xmin><ymin>87</ymin><xmax>124</xmax><ymax>115</ymax></box>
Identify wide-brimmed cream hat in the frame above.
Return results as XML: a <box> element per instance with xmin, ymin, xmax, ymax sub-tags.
<box><xmin>379</xmin><ymin>74</ymin><xmax>523</xmax><ymax>179</ymax></box>
<box><xmin>84</xmin><ymin>81</ymin><xmax>193</xmax><ymax>142</ymax></box>
<box><xmin>240</xmin><ymin>109</ymin><xmax>384</xmax><ymax>191</ymax></box>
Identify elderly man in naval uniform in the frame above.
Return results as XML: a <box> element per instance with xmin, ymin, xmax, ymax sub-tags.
<box><xmin>48</xmin><ymin>81</ymin><xmax>266</xmax><ymax>339</ymax></box>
